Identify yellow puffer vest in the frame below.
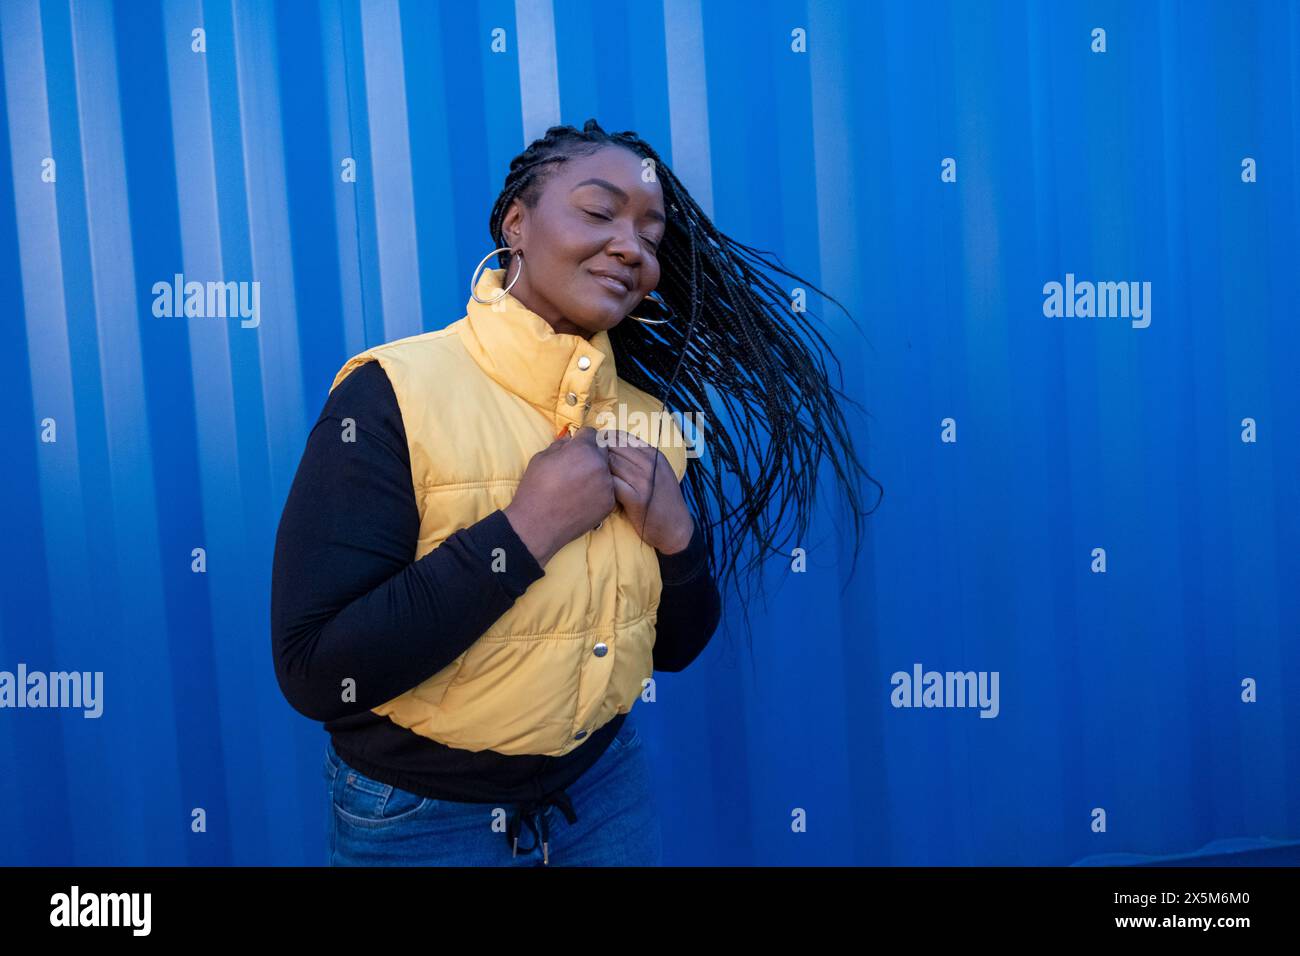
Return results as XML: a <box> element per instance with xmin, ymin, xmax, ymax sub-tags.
<box><xmin>328</xmin><ymin>267</ymin><xmax>689</xmax><ymax>757</ymax></box>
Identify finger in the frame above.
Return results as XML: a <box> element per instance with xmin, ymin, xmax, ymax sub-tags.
<box><xmin>605</xmin><ymin>447</ymin><xmax>650</xmax><ymax>478</ymax></box>
<box><xmin>613</xmin><ymin>429</ymin><xmax>650</xmax><ymax>449</ymax></box>
<box><xmin>606</xmin><ymin>448</ymin><xmax>640</xmax><ymax>480</ymax></box>
<box><xmin>607</xmin><ymin>442</ymin><xmax>655</xmax><ymax>472</ymax></box>
<box><xmin>610</xmin><ymin>473</ymin><xmax>639</xmax><ymax>502</ymax></box>
<box><xmin>607</xmin><ymin>453</ymin><xmax>647</xmax><ymax>495</ymax></box>
<box><xmin>608</xmin><ymin>457</ymin><xmax>652</xmax><ymax>492</ymax></box>
<box><xmin>598</xmin><ymin>429</ymin><xmax>647</xmax><ymax>454</ymax></box>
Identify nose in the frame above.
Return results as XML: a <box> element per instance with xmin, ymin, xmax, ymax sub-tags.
<box><xmin>603</xmin><ymin>219</ymin><xmax>643</xmax><ymax>263</ymax></box>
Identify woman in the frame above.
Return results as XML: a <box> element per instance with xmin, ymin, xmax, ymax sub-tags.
<box><xmin>271</xmin><ymin>119</ymin><xmax>879</xmax><ymax>866</ymax></box>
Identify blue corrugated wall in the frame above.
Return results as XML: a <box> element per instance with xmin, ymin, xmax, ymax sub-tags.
<box><xmin>0</xmin><ymin>0</ymin><xmax>1296</xmax><ymax>865</ymax></box>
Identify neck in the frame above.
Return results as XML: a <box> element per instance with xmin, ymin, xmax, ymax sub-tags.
<box><xmin>510</xmin><ymin>280</ymin><xmax>592</xmax><ymax>339</ymax></box>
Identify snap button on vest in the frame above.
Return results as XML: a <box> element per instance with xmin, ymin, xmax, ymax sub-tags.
<box><xmin>593</xmin><ymin>642</ymin><xmax>608</xmax><ymax>657</ymax></box>
<box><xmin>566</xmin><ymin>391</ymin><xmax>577</xmax><ymax>405</ymax></box>
<box><xmin>577</xmin><ymin>355</ymin><xmax>591</xmax><ymax>370</ymax></box>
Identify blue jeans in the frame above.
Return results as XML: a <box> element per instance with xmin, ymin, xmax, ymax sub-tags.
<box><xmin>323</xmin><ymin>714</ymin><xmax>663</xmax><ymax>866</ymax></box>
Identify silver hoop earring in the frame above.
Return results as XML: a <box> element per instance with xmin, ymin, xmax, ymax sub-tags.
<box><xmin>627</xmin><ymin>289</ymin><xmax>674</xmax><ymax>325</ymax></box>
<box><xmin>470</xmin><ymin>246</ymin><xmax>524</xmax><ymax>304</ymax></box>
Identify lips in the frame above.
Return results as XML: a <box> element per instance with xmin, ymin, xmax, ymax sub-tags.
<box><xmin>590</xmin><ymin>270</ymin><xmax>633</xmax><ymax>295</ymax></box>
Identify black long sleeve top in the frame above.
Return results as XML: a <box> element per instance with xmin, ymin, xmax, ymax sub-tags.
<box><xmin>270</xmin><ymin>359</ymin><xmax>722</xmax><ymax>804</ymax></box>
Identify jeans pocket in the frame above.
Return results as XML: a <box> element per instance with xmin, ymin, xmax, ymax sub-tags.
<box><xmin>332</xmin><ymin>762</ymin><xmax>434</xmax><ymax>829</ymax></box>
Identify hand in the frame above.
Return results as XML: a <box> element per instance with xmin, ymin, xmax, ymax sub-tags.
<box><xmin>600</xmin><ymin>429</ymin><xmax>693</xmax><ymax>554</ymax></box>
<box><xmin>504</xmin><ymin>426</ymin><xmax>616</xmax><ymax>567</ymax></box>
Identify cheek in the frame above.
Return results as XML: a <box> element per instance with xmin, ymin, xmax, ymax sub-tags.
<box><xmin>642</xmin><ymin>258</ymin><xmax>662</xmax><ymax>294</ymax></box>
<box><xmin>531</xmin><ymin>215</ymin><xmax>591</xmax><ymax>269</ymax></box>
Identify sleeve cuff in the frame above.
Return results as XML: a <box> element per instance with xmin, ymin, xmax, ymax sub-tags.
<box><xmin>464</xmin><ymin>509</ymin><xmax>546</xmax><ymax>599</ymax></box>
<box><xmin>657</xmin><ymin>516</ymin><xmax>708</xmax><ymax>585</ymax></box>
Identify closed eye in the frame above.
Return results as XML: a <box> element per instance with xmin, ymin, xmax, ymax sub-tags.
<box><xmin>585</xmin><ymin>208</ymin><xmax>661</xmax><ymax>251</ymax></box>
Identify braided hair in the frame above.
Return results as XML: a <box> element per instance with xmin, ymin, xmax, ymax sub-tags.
<box><xmin>487</xmin><ymin>119</ymin><xmax>883</xmax><ymax>647</ymax></box>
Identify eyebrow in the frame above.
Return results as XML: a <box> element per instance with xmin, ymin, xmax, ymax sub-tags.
<box><xmin>572</xmin><ymin>178</ymin><xmax>666</xmax><ymax>224</ymax></box>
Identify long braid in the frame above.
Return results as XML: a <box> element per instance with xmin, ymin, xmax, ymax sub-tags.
<box><xmin>488</xmin><ymin>119</ymin><xmax>883</xmax><ymax>646</ymax></box>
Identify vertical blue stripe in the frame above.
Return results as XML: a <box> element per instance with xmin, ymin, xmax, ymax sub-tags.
<box><xmin>358</xmin><ymin>0</ymin><xmax>422</xmax><ymax>343</ymax></box>
<box><xmin>661</xmin><ymin>0</ymin><xmax>713</xmax><ymax>217</ymax></box>
<box><xmin>514</xmin><ymin>0</ymin><xmax>559</xmax><ymax>143</ymax></box>
<box><xmin>71</xmin><ymin>0</ymin><xmax>183</xmax><ymax>865</ymax></box>
<box><xmin>0</xmin><ymin>0</ymin><xmax>77</xmax><ymax>866</ymax></box>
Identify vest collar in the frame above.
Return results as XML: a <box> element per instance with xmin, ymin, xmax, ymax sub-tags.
<box><xmin>462</xmin><ymin>267</ymin><xmax>619</xmax><ymax>435</ymax></box>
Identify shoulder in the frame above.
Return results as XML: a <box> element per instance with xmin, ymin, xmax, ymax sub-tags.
<box><xmin>323</xmin><ymin>358</ymin><xmax>396</xmax><ymax>415</ymax></box>
<box><xmin>323</xmin><ymin>320</ymin><xmax>476</xmax><ymax>451</ymax></box>
<box><xmin>330</xmin><ymin>321</ymin><xmax>467</xmax><ymax>395</ymax></box>
<box><xmin>316</xmin><ymin>357</ymin><xmax>408</xmax><ymax>457</ymax></box>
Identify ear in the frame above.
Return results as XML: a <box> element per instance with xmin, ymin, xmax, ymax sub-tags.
<box><xmin>500</xmin><ymin>199</ymin><xmax>526</xmax><ymax>248</ymax></box>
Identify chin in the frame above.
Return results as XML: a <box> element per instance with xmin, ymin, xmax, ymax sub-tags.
<box><xmin>575</xmin><ymin>308</ymin><xmax>624</xmax><ymax>333</ymax></box>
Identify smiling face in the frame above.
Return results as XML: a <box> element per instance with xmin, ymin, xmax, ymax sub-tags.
<box><xmin>497</xmin><ymin>145</ymin><xmax>666</xmax><ymax>338</ymax></box>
